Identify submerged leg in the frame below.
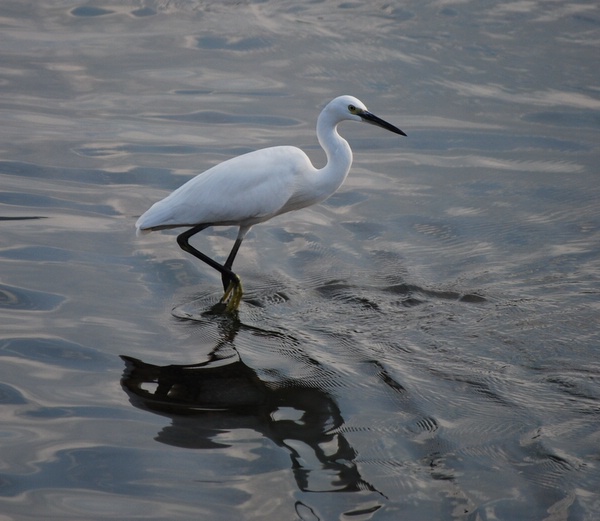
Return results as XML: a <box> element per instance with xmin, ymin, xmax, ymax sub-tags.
<box><xmin>176</xmin><ymin>224</ymin><xmax>249</xmax><ymax>311</ymax></box>
<box><xmin>219</xmin><ymin>226</ymin><xmax>251</xmax><ymax>310</ymax></box>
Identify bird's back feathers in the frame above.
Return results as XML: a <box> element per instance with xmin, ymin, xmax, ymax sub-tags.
<box><xmin>135</xmin><ymin>146</ymin><xmax>317</xmax><ymax>234</ymax></box>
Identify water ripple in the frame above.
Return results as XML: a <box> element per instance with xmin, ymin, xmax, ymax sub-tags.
<box><xmin>0</xmin><ymin>284</ymin><xmax>65</xmax><ymax>311</ymax></box>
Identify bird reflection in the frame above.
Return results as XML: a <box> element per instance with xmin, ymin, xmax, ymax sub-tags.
<box><xmin>120</xmin><ymin>315</ymin><xmax>381</xmax><ymax>498</ymax></box>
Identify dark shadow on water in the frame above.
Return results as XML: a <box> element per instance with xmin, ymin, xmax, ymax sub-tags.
<box><xmin>0</xmin><ymin>216</ymin><xmax>47</xmax><ymax>221</ymax></box>
<box><xmin>121</xmin><ymin>314</ymin><xmax>385</xmax><ymax>517</ymax></box>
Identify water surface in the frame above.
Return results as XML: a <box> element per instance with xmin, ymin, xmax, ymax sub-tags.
<box><xmin>1</xmin><ymin>1</ymin><xmax>599</xmax><ymax>520</ymax></box>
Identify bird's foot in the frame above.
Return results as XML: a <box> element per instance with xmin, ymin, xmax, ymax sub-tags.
<box><xmin>220</xmin><ymin>276</ymin><xmax>243</xmax><ymax>312</ymax></box>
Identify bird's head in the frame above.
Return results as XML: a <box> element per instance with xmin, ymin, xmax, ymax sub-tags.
<box><xmin>326</xmin><ymin>95</ymin><xmax>406</xmax><ymax>136</ymax></box>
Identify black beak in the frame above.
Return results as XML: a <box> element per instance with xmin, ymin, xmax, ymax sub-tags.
<box><xmin>360</xmin><ymin>111</ymin><xmax>406</xmax><ymax>136</ymax></box>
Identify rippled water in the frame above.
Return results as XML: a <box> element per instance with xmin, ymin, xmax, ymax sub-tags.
<box><xmin>1</xmin><ymin>1</ymin><xmax>599</xmax><ymax>520</ymax></box>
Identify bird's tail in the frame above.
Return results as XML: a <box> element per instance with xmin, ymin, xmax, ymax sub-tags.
<box><xmin>135</xmin><ymin>225</ymin><xmax>152</xmax><ymax>237</ymax></box>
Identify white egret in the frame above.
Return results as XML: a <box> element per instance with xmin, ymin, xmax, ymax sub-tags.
<box><xmin>136</xmin><ymin>95</ymin><xmax>405</xmax><ymax>311</ymax></box>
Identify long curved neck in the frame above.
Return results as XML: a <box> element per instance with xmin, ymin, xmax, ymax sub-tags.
<box><xmin>314</xmin><ymin>108</ymin><xmax>353</xmax><ymax>199</ymax></box>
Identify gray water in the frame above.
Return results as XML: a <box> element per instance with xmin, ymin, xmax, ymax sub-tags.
<box><xmin>1</xmin><ymin>1</ymin><xmax>599</xmax><ymax>520</ymax></box>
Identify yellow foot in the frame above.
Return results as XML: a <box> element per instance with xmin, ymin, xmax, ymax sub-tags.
<box><xmin>219</xmin><ymin>277</ymin><xmax>243</xmax><ymax>312</ymax></box>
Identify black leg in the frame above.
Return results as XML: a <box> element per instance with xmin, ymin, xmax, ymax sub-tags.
<box><xmin>221</xmin><ymin>237</ymin><xmax>244</xmax><ymax>290</ymax></box>
<box><xmin>176</xmin><ymin>224</ymin><xmax>239</xmax><ymax>287</ymax></box>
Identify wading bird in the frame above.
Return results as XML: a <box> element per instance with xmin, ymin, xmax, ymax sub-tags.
<box><xmin>136</xmin><ymin>95</ymin><xmax>405</xmax><ymax>311</ymax></box>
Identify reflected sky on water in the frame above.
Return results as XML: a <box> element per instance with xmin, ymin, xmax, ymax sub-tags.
<box><xmin>0</xmin><ymin>1</ymin><xmax>599</xmax><ymax>520</ymax></box>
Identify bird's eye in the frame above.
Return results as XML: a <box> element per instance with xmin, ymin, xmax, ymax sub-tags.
<box><xmin>348</xmin><ymin>104</ymin><xmax>356</xmax><ymax>113</ymax></box>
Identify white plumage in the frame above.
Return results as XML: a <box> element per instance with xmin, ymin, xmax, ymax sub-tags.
<box><xmin>136</xmin><ymin>95</ymin><xmax>405</xmax><ymax>311</ymax></box>
<box><xmin>137</xmin><ymin>146</ymin><xmax>316</xmax><ymax>232</ymax></box>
